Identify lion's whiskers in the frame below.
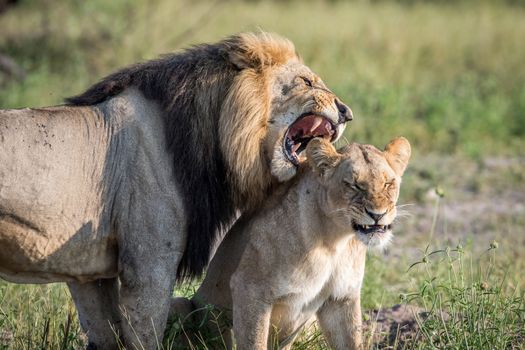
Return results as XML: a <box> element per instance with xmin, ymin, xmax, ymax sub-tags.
<box><xmin>335</xmin><ymin>135</ymin><xmax>350</xmax><ymax>148</ymax></box>
<box><xmin>302</xmin><ymin>100</ymin><xmax>317</xmax><ymax>112</ymax></box>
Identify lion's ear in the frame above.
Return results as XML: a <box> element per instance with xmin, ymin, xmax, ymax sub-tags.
<box><xmin>306</xmin><ymin>138</ymin><xmax>341</xmax><ymax>179</ymax></box>
<box><xmin>226</xmin><ymin>32</ymin><xmax>298</xmax><ymax>70</ymax></box>
<box><xmin>229</xmin><ymin>47</ymin><xmax>262</xmax><ymax>70</ymax></box>
<box><xmin>384</xmin><ymin>137</ymin><xmax>411</xmax><ymax>176</ymax></box>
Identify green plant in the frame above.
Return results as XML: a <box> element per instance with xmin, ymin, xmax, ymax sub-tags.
<box><xmin>402</xmin><ymin>242</ymin><xmax>524</xmax><ymax>349</ymax></box>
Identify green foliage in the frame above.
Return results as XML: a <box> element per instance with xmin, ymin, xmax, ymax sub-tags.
<box><xmin>164</xmin><ymin>303</ymin><xmax>231</xmax><ymax>350</ymax></box>
<box><xmin>1</xmin><ymin>0</ymin><xmax>525</xmax><ymax>155</ymax></box>
<box><xmin>403</xmin><ymin>244</ymin><xmax>525</xmax><ymax>349</ymax></box>
<box><xmin>0</xmin><ymin>284</ymin><xmax>83</xmax><ymax>349</ymax></box>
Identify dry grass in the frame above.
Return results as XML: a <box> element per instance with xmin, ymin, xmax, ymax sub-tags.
<box><xmin>1</xmin><ymin>0</ymin><xmax>525</xmax><ymax>154</ymax></box>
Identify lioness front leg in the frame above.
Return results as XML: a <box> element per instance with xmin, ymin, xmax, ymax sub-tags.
<box><xmin>316</xmin><ymin>296</ymin><xmax>362</xmax><ymax>350</ymax></box>
<box><xmin>231</xmin><ymin>280</ymin><xmax>272</xmax><ymax>350</ymax></box>
<box><xmin>68</xmin><ymin>278</ymin><xmax>121</xmax><ymax>349</ymax></box>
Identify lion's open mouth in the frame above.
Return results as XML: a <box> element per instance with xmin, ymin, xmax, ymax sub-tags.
<box><xmin>284</xmin><ymin>114</ymin><xmax>337</xmax><ymax>165</ymax></box>
<box><xmin>352</xmin><ymin>222</ymin><xmax>392</xmax><ymax>235</ymax></box>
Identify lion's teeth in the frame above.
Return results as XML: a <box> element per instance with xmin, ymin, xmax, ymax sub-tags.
<box><xmin>364</xmin><ymin>225</ymin><xmax>369</xmax><ymax>229</ymax></box>
<box><xmin>309</xmin><ymin>116</ymin><xmax>323</xmax><ymax>133</ymax></box>
<box><xmin>292</xmin><ymin>142</ymin><xmax>301</xmax><ymax>153</ymax></box>
<box><xmin>298</xmin><ymin>153</ymin><xmax>307</xmax><ymax>162</ymax></box>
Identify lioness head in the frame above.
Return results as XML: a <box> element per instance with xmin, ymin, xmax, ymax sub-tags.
<box><xmin>307</xmin><ymin>137</ymin><xmax>411</xmax><ymax>248</ymax></box>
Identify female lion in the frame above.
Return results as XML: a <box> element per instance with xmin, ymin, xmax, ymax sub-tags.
<box><xmin>170</xmin><ymin>137</ymin><xmax>411</xmax><ymax>349</ymax></box>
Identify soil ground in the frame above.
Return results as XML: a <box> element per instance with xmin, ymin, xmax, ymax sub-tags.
<box><xmin>390</xmin><ymin>155</ymin><xmax>525</xmax><ymax>259</ymax></box>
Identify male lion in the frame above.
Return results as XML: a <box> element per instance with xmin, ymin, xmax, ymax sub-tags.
<box><xmin>0</xmin><ymin>32</ymin><xmax>352</xmax><ymax>348</ymax></box>
<box><xmin>169</xmin><ymin>137</ymin><xmax>411</xmax><ymax>349</ymax></box>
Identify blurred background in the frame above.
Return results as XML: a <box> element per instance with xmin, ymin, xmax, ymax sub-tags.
<box><xmin>0</xmin><ymin>0</ymin><xmax>524</xmax><ymax>348</ymax></box>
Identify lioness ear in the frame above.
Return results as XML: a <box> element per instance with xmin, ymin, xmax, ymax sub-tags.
<box><xmin>306</xmin><ymin>138</ymin><xmax>341</xmax><ymax>178</ymax></box>
<box><xmin>384</xmin><ymin>137</ymin><xmax>411</xmax><ymax>176</ymax></box>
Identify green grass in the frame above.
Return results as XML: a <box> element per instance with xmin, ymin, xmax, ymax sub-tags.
<box><xmin>0</xmin><ymin>283</ymin><xmax>83</xmax><ymax>349</ymax></box>
<box><xmin>162</xmin><ymin>246</ymin><xmax>525</xmax><ymax>349</ymax></box>
<box><xmin>1</xmin><ymin>0</ymin><xmax>524</xmax><ymax>348</ymax></box>
<box><xmin>403</xmin><ymin>244</ymin><xmax>525</xmax><ymax>349</ymax></box>
<box><xmin>2</xmin><ymin>226</ymin><xmax>523</xmax><ymax>349</ymax></box>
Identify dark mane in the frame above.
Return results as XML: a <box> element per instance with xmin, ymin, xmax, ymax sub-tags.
<box><xmin>66</xmin><ymin>43</ymin><xmax>240</xmax><ymax>280</ymax></box>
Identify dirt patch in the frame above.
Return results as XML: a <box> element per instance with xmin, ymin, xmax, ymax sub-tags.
<box><xmin>388</xmin><ymin>155</ymin><xmax>525</xmax><ymax>259</ymax></box>
<box><xmin>364</xmin><ymin>304</ymin><xmax>448</xmax><ymax>348</ymax></box>
<box><xmin>0</xmin><ymin>329</ymin><xmax>13</xmax><ymax>346</ymax></box>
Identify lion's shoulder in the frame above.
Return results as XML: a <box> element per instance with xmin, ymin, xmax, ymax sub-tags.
<box><xmin>64</xmin><ymin>32</ymin><xmax>302</xmax><ymax>280</ymax></box>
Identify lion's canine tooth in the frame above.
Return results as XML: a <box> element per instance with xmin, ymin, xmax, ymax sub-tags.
<box><xmin>309</xmin><ymin>116</ymin><xmax>323</xmax><ymax>133</ymax></box>
<box><xmin>292</xmin><ymin>142</ymin><xmax>301</xmax><ymax>153</ymax></box>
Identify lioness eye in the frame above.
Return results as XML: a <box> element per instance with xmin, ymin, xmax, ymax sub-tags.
<box><xmin>384</xmin><ymin>182</ymin><xmax>394</xmax><ymax>190</ymax></box>
<box><xmin>302</xmin><ymin>77</ymin><xmax>313</xmax><ymax>87</ymax></box>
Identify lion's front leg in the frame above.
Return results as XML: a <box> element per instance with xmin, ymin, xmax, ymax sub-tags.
<box><xmin>117</xmin><ymin>248</ymin><xmax>181</xmax><ymax>349</ymax></box>
<box><xmin>68</xmin><ymin>278</ymin><xmax>121</xmax><ymax>349</ymax></box>
<box><xmin>113</xmin><ymin>180</ymin><xmax>186</xmax><ymax>348</ymax></box>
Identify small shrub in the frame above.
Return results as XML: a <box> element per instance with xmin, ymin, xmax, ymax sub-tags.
<box><xmin>404</xmin><ymin>243</ymin><xmax>525</xmax><ymax>349</ymax></box>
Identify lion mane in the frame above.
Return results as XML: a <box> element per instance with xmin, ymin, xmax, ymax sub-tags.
<box><xmin>66</xmin><ymin>32</ymin><xmax>299</xmax><ymax>279</ymax></box>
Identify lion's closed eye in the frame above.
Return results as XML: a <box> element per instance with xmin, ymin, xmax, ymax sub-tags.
<box><xmin>384</xmin><ymin>182</ymin><xmax>394</xmax><ymax>190</ymax></box>
<box><xmin>301</xmin><ymin>77</ymin><xmax>313</xmax><ymax>87</ymax></box>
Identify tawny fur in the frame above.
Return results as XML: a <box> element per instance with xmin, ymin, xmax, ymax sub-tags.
<box><xmin>0</xmin><ymin>32</ymin><xmax>351</xmax><ymax>349</ymax></box>
<box><xmin>170</xmin><ymin>137</ymin><xmax>411</xmax><ymax>350</ymax></box>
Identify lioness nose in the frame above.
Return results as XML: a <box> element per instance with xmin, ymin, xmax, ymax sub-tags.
<box><xmin>335</xmin><ymin>98</ymin><xmax>353</xmax><ymax>123</ymax></box>
<box><xmin>365</xmin><ymin>208</ymin><xmax>386</xmax><ymax>223</ymax></box>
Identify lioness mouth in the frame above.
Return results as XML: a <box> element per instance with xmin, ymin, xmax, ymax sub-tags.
<box><xmin>352</xmin><ymin>222</ymin><xmax>392</xmax><ymax>235</ymax></box>
<box><xmin>284</xmin><ymin>114</ymin><xmax>336</xmax><ymax>165</ymax></box>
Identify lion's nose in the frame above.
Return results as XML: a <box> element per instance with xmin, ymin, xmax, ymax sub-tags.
<box><xmin>335</xmin><ymin>98</ymin><xmax>353</xmax><ymax>123</ymax></box>
<box><xmin>365</xmin><ymin>208</ymin><xmax>386</xmax><ymax>224</ymax></box>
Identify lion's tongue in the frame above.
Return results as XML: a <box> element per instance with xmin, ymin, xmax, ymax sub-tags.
<box><xmin>289</xmin><ymin>115</ymin><xmax>331</xmax><ymax>139</ymax></box>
